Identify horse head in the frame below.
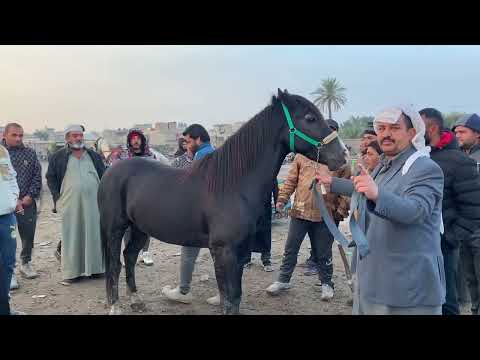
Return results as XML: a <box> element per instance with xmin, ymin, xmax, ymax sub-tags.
<box><xmin>274</xmin><ymin>88</ymin><xmax>346</xmax><ymax>171</ymax></box>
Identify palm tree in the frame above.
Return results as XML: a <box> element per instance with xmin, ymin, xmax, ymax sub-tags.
<box><xmin>311</xmin><ymin>78</ymin><xmax>347</xmax><ymax>119</ymax></box>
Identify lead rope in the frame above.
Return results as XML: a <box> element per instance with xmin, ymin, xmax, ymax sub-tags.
<box><xmin>310</xmin><ymin>150</ymin><xmax>370</xmax><ymax>258</ymax></box>
<box><xmin>314</xmin><ymin>146</ymin><xmax>326</xmax><ymax>194</ymax></box>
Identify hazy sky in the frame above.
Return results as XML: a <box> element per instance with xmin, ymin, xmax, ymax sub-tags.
<box><xmin>1</xmin><ymin>45</ymin><xmax>479</xmax><ymax>133</ymax></box>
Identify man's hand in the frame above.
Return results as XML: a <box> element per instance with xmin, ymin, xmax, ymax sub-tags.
<box><xmin>352</xmin><ymin>164</ymin><xmax>378</xmax><ymax>201</ymax></box>
<box><xmin>315</xmin><ymin>168</ymin><xmax>332</xmax><ymax>192</ymax></box>
<box><xmin>22</xmin><ymin>195</ymin><xmax>33</xmax><ymax>207</ymax></box>
<box><xmin>276</xmin><ymin>202</ymin><xmax>285</xmax><ymax>212</ymax></box>
<box><xmin>16</xmin><ymin>200</ymin><xmax>24</xmax><ymax>215</ymax></box>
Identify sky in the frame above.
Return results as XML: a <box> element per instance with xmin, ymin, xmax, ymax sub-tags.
<box><xmin>1</xmin><ymin>45</ymin><xmax>479</xmax><ymax>133</ymax></box>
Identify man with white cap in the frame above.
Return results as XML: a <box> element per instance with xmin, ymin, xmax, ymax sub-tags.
<box><xmin>317</xmin><ymin>105</ymin><xmax>445</xmax><ymax>315</ymax></box>
<box><xmin>46</xmin><ymin>124</ymin><xmax>105</xmax><ymax>283</ymax></box>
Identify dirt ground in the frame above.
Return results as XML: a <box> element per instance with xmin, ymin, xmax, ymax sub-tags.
<box><xmin>9</xmin><ymin>162</ymin><xmax>356</xmax><ymax>315</ymax></box>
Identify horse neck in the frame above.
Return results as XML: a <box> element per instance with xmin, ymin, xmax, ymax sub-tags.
<box><xmin>195</xmin><ymin>103</ymin><xmax>290</xmax><ymax>195</ymax></box>
<box><xmin>235</xmin><ymin>112</ymin><xmax>288</xmax><ymax>192</ymax></box>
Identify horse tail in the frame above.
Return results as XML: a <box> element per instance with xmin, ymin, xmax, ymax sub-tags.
<box><xmin>98</xmin><ymin>169</ymin><xmax>130</xmax><ymax>306</ymax></box>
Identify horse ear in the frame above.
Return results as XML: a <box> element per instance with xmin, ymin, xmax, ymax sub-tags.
<box><xmin>277</xmin><ymin>88</ymin><xmax>284</xmax><ymax>99</ymax></box>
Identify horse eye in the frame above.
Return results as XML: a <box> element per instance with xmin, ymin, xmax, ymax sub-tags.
<box><xmin>305</xmin><ymin>114</ymin><xmax>316</xmax><ymax>122</ymax></box>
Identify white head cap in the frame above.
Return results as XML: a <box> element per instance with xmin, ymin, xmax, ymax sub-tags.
<box><xmin>373</xmin><ymin>104</ymin><xmax>426</xmax><ymax>151</ymax></box>
<box><xmin>64</xmin><ymin>124</ymin><xmax>85</xmax><ymax>139</ymax></box>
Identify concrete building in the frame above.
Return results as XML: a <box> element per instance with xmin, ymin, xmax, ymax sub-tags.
<box><xmin>209</xmin><ymin>121</ymin><xmax>246</xmax><ymax>148</ymax></box>
<box><xmin>148</xmin><ymin>122</ymin><xmax>180</xmax><ymax>152</ymax></box>
<box><xmin>102</xmin><ymin>128</ymin><xmax>130</xmax><ymax>147</ymax></box>
<box><xmin>133</xmin><ymin>123</ymin><xmax>153</xmax><ymax>132</ymax></box>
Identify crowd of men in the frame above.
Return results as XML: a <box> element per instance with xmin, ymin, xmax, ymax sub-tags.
<box><xmin>1</xmin><ymin>106</ymin><xmax>480</xmax><ymax>315</ymax></box>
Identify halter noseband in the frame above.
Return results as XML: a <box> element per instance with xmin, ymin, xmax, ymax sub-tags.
<box><xmin>281</xmin><ymin>102</ymin><xmax>338</xmax><ymax>153</ymax></box>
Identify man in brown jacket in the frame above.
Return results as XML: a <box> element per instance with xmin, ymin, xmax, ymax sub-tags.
<box><xmin>266</xmin><ymin>119</ymin><xmax>351</xmax><ymax>301</ymax></box>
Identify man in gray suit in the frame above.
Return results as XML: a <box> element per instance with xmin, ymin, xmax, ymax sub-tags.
<box><xmin>318</xmin><ymin>105</ymin><xmax>445</xmax><ymax>315</ymax></box>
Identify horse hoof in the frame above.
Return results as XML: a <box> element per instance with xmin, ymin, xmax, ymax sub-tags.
<box><xmin>109</xmin><ymin>305</ymin><xmax>122</xmax><ymax>315</ymax></box>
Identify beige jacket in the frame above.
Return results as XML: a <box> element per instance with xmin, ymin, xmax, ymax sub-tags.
<box><xmin>277</xmin><ymin>153</ymin><xmax>351</xmax><ymax>222</ymax></box>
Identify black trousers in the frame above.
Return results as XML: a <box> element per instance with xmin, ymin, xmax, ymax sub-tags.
<box><xmin>441</xmin><ymin>242</ymin><xmax>460</xmax><ymax>315</ymax></box>
<box><xmin>15</xmin><ymin>201</ymin><xmax>37</xmax><ymax>265</ymax></box>
<box><xmin>461</xmin><ymin>236</ymin><xmax>480</xmax><ymax>315</ymax></box>
<box><xmin>278</xmin><ymin>218</ymin><xmax>334</xmax><ymax>287</ymax></box>
<box><xmin>308</xmin><ymin>219</ymin><xmax>340</xmax><ymax>266</ymax></box>
<box><xmin>240</xmin><ymin>198</ymin><xmax>273</xmax><ymax>266</ymax></box>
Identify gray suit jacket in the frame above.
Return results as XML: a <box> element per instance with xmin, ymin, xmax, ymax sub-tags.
<box><xmin>332</xmin><ymin>145</ymin><xmax>446</xmax><ymax>307</ymax></box>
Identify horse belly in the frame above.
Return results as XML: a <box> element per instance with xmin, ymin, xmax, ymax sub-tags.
<box><xmin>131</xmin><ymin>205</ymin><xmax>209</xmax><ymax>248</ymax></box>
<box><xmin>126</xmin><ymin>172</ymin><xmax>209</xmax><ymax>247</ymax></box>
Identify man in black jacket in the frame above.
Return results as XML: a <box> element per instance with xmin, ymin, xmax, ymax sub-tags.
<box><xmin>420</xmin><ymin>108</ymin><xmax>480</xmax><ymax>315</ymax></box>
<box><xmin>46</xmin><ymin>125</ymin><xmax>105</xmax><ymax>262</ymax></box>
<box><xmin>452</xmin><ymin>113</ymin><xmax>480</xmax><ymax>314</ymax></box>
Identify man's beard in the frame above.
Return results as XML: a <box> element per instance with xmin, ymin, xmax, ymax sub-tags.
<box><xmin>132</xmin><ymin>144</ymin><xmax>142</xmax><ymax>153</ymax></box>
<box><xmin>69</xmin><ymin>141</ymin><xmax>85</xmax><ymax>150</ymax></box>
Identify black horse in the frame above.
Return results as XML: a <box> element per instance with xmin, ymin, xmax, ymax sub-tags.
<box><xmin>98</xmin><ymin>89</ymin><xmax>346</xmax><ymax>315</ymax></box>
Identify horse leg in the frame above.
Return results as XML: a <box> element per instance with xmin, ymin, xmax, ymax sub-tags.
<box><xmin>105</xmin><ymin>227</ymin><xmax>125</xmax><ymax>315</ymax></box>
<box><xmin>123</xmin><ymin>225</ymin><xmax>148</xmax><ymax>312</ymax></box>
<box><xmin>210</xmin><ymin>243</ymin><xmax>244</xmax><ymax>315</ymax></box>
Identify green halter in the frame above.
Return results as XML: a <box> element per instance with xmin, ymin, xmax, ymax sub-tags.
<box><xmin>281</xmin><ymin>102</ymin><xmax>338</xmax><ymax>153</ymax></box>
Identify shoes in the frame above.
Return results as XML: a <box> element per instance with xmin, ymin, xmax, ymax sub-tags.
<box><xmin>10</xmin><ymin>273</ymin><xmax>19</xmax><ymax>290</ymax></box>
<box><xmin>263</xmin><ymin>264</ymin><xmax>274</xmax><ymax>272</ymax></box>
<box><xmin>206</xmin><ymin>294</ymin><xmax>221</xmax><ymax>306</ymax></box>
<box><xmin>298</xmin><ymin>257</ymin><xmax>316</xmax><ymax>269</ymax></box>
<box><xmin>140</xmin><ymin>251</ymin><xmax>154</xmax><ymax>266</ymax></box>
<box><xmin>10</xmin><ymin>308</ymin><xmax>27</xmax><ymax>315</ymax></box>
<box><xmin>303</xmin><ymin>264</ymin><xmax>319</xmax><ymax>276</ymax></box>
<box><xmin>89</xmin><ymin>273</ymin><xmax>105</xmax><ymax>279</ymax></box>
<box><xmin>161</xmin><ymin>285</ymin><xmax>193</xmax><ymax>304</ymax></box>
<box><xmin>20</xmin><ymin>262</ymin><xmax>39</xmax><ymax>279</ymax></box>
<box><xmin>320</xmin><ymin>284</ymin><xmax>334</xmax><ymax>301</ymax></box>
<box><xmin>61</xmin><ymin>278</ymin><xmax>77</xmax><ymax>285</ymax></box>
<box><xmin>243</xmin><ymin>262</ymin><xmax>252</xmax><ymax>269</ymax></box>
<box><xmin>266</xmin><ymin>281</ymin><xmax>291</xmax><ymax>295</ymax></box>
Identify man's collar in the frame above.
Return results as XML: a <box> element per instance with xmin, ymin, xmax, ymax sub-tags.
<box><xmin>1</xmin><ymin>139</ymin><xmax>24</xmax><ymax>150</ymax></box>
<box><xmin>468</xmin><ymin>143</ymin><xmax>480</xmax><ymax>154</ymax></box>
<box><xmin>198</xmin><ymin>142</ymin><xmax>211</xmax><ymax>150</ymax></box>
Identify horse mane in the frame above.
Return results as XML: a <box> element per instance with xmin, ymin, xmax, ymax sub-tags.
<box><xmin>187</xmin><ymin>97</ymin><xmax>279</xmax><ymax>194</ymax></box>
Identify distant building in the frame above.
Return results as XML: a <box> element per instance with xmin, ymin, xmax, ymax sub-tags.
<box><xmin>209</xmin><ymin>122</ymin><xmax>246</xmax><ymax>147</ymax></box>
<box><xmin>44</xmin><ymin>127</ymin><xmax>56</xmax><ymax>141</ymax></box>
<box><xmin>102</xmin><ymin>128</ymin><xmax>129</xmax><ymax>147</ymax></box>
<box><xmin>148</xmin><ymin>122</ymin><xmax>181</xmax><ymax>152</ymax></box>
<box><xmin>133</xmin><ymin>123</ymin><xmax>153</xmax><ymax>132</ymax></box>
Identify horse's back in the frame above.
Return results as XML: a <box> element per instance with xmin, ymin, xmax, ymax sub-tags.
<box><xmin>98</xmin><ymin>158</ymin><xmax>181</xmax><ymax>219</ymax></box>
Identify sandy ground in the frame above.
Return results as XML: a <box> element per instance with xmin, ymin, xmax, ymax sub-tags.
<box><xmin>9</xmin><ymin>162</ymin><xmax>356</xmax><ymax>315</ymax></box>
